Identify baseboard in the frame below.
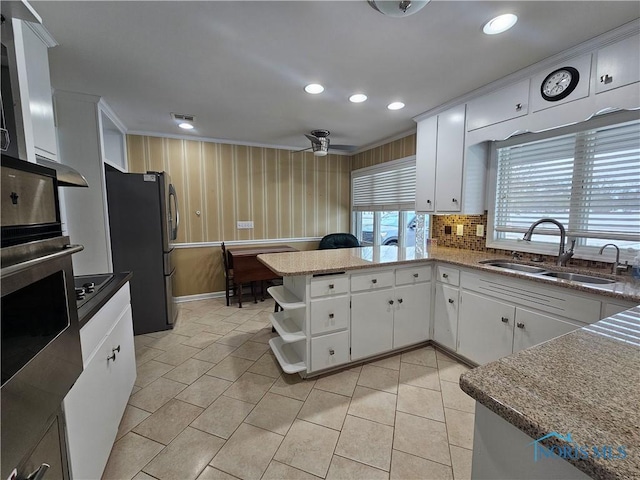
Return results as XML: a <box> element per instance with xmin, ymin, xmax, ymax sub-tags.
<box><xmin>174</xmin><ymin>291</ymin><xmax>225</xmax><ymax>303</ymax></box>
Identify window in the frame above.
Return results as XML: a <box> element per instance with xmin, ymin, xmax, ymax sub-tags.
<box><xmin>351</xmin><ymin>156</ymin><xmax>428</xmax><ymax>247</ymax></box>
<box><xmin>488</xmin><ymin>111</ymin><xmax>640</xmax><ymax>261</ymax></box>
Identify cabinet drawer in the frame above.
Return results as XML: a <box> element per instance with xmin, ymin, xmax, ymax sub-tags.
<box><xmin>310</xmin><ymin>296</ymin><xmax>350</xmax><ymax>336</ymax></box>
<box><xmin>311</xmin><ymin>331</ymin><xmax>349</xmax><ymax>372</ymax></box>
<box><xmin>350</xmin><ymin>270</ymin><xmax>394</xmax><ymax>292</ymax></box>
<box><xmin>396</xmin><ymin>265</ymin><xmax>432</xmax><ymax>285</ymax></box>
<box><xmin>466</xmin><ymin>79</ymin><xmax>530</xmax><ymax>131</ymax></box>
<box><xmin>436</xmin><ymin>266</ymin><xmax>460</xmax><ymax>286</ymax></box>
<box><xmin>310</xmin><ymin>275</ymin><xmax>349</xmax><ymax>297</ymax></box>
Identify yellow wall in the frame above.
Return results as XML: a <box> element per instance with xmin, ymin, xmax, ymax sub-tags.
<box><xmin>351</xmin><ymin>133</ymin><xmax>416</xmax><ymax>171</ymax></box>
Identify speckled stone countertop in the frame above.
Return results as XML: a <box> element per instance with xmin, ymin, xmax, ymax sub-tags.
<box><xmin>258</xmin><ymin>246</ymin><xmax>640</xmax><ymax>302</ymax></box>
<box><xmin>460</xmin><ymin>306</ymin><xmax>640</xmax><ymax>480</ymax></box>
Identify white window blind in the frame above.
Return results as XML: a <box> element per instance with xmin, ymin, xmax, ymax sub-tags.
<box><xmin>495</xmin><ymin>118</ymin><xmax>640</xmax><ymax>243</ymax></box>
<box><xmin>352</xmin><ymin>157</ymin><xmax>416</xmax><ymax>211</ymax></box>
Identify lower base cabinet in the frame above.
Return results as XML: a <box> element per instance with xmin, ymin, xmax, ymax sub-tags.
<box><xmin>434</xmin><ymin>283</ymin><xmax>459</xmax><ymax>350</ymax></box>
<box><xmin>393</xmin><ymin>283</ymin><xmax>431</xmax><ymax>348</ymax></box>
<box><xmin>351</xmin><ymin>290</ymin><xmax>394</xmax><ymax>360</ymax></box>
<box><xmin>512</xmin><ymin>308</ymin><xmax>580</xmax><ymax>353</ymax></box>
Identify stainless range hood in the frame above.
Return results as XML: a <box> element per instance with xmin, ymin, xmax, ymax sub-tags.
<box><xmin>36</xmin><ymin>156</ymin><xmax>88</xmax><ymax>187</ymax></box>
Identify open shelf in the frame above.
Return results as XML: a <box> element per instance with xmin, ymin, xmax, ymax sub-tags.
<box><xmin>267</xmin><ymin>285</ymin><xmax>305</xmax><ymax>310</ymax></box>
<box><xmin>270</xmin><ymin>311</ymin><xmax>306</xmax><ymax>343</ymax></box>
<box><xmin>269</xmin><ymin>337</ymin><xmax>306</xmax><ymax>374</ymax></box>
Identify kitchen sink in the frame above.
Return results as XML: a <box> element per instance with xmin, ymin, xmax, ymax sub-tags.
<box><xmin>539</xmin><ymin>272</ymin><xmax>616</xmax><ymax>284</ymax></box>
<box><xmin>479</xmin><ymin>260</ymin><xmax>548</xmax><ymax>274</ymax></box>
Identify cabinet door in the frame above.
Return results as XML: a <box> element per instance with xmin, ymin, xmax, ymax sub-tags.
<box><xmin>596</xmin><ymin>34</ymin><xmax>640</xmax><ymax>94</ymax></box>
<box><xmin>458</xmin><ymin>291</ymin><xmax>515</xmax><ymax>365</ymax></box>
<box><xmin>351</xmin><ymin>290</ymin><xmax>394</xmax><ymax>360</ymax></box>
<box><xmin>513</xmin><ymin>308</ymin><xmax>580</xmax><ymax>353</ymax></box>
<box><xmin>433</xmin><ymin>284</ymin><xmax>459</xmax><ymax>351</ymax></box>
<box><xmin>415</xmin><ymin>116</ymin><xmax>437</xmax><ymax>212</ymax></box>
<box><xmin>434</xmin><ymin>104</ymin><xmax>466</xmax><ymax>212</ymax></box>
<box><xmin>394</xmin><ymin>283</ymin><xmax>431</xmax><ymax>349</ymax></box>
<box><xmin>466</xmin><ymin>79</ymin><xmax>530</xmax><ymax>131</ymax></box>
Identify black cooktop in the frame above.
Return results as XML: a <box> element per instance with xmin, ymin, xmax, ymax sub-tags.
<box><xmin>74</xmin><ymin>274</ymin><xmax>115</xmax><ymax>309</ymax></box>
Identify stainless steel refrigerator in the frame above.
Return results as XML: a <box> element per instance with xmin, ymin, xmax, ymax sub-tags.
<box><xmin>106</xmin><ymin>169</ymin><xmax>179</xmax><ymax>334</ymax></box>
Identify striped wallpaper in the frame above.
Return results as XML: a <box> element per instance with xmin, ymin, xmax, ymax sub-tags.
<box><xmin>351</xmin><ymin>133</ymin><xmax>417</xmax><ymax>171</ymax></box>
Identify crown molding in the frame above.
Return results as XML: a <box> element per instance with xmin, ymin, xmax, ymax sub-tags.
<box><xmin>24</xmin><ymin>20</ymin><xmax>57</xmax><ymax>48</ymax></box>
<box><xmin>97</xmin><ymin>99</ymin><xmax>128</xmax><ymax>134</ymax></box>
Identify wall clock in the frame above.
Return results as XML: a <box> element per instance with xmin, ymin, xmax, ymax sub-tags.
<box><xmin>540</xmin><ymin>66</ymin><xmax>580</xmax><ymax>102</ymax></box>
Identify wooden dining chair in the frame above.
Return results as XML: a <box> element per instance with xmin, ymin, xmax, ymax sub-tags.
<box><xmin>221</xmin><ymin>242</ymin><xmax>256</xmax><ymax>307</ymax></box>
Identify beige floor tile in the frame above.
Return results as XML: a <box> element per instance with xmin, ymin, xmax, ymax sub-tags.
<box><xmin>435</xmin><ymin>349</ymin><xmax>460</xmax><ymax>364</ymax></box>
<box><xmin>450</xmin><ymin>446</ymin><xmax>472</xmax><ymax>480</ymax></box>
<box><xmin>154</xmin><ymin>344</ymin><xmax>202</xmax><ymax>366</ymax></box>
<box><xmin>440</xmin><ymin>380</ymin><xmax>476</xmax><ymax>414</ymax></box>
<box><xmin>437</xmin><ymin>359</ymin><xmax>471</xmax><ymax>384</ymax></box>
<box><xmin>210</xmin><ymin>423</ymin><xmax>283</xmax><ymax>480</ymax></box>
<box><xmin>129</xmin><ymin>377</ymin><xmax>187</xmax><ymax>413</ymax></box>
<box><xmin>335</xmin><ymin>415</ymin><xmax>393</xmax><ymax>471</ymax></box>
<box><xmin>348</xmin><ymin>386</ymin><xmax>396</xmax><ymax>426</ymax></box>
<box><xmin>115</xmin><ymin>405</ymin><xmax>151</xmax><ymax>442</ymax></box>
<box><xmin>144</xmin><ymin>330</ymin><xmax>171</xmax><ymax>339</ymax></box>
<box><xmin>202</xmin><ymin>321</ymin><xmax>238</xmax><ymax>335</ymax></box>
<box><xmin>134</xmin><ymin>334</ymin><xmax>154</xmax><ymax>348</ymax></box>
<box><xmin>193</xmin><ymin>343</ymin><xmax>237</xmax><ymax>364</ymax></box>
<box><xmin>274</xmin><ymin>419</ymin><xmax>339</xmax><ymax>478</ymax></box>
<box><xmin>357</xmin><ymin>365</ymin><xmax>399</xmax><ymax>394</ymax></box>
<box><xmin>399</xmin><ymin>363</ymin><xmax>440</xmax><ymax>391</ymax></box>
<box><xmin>245</xmin><ymin>392</ymin><xmax>303</xmax><ymax>435</ymax></box>
<box><xmin>397</xmin><ymin>383</ymin><xmax>445</xmax><ymax>422</ymax></box>
<box><xmin>444</xmin><ymin>408</ymin><xmax>474</xmax><ymax>450</ymax></box>
<box><xmin>135</xmin><ymin>346</ymin><xmax>164</xmax><ymax>367</ymax></box>
<box><xmin>132</xmin><ymin>398</ymin><xmax>203</xmax><ymax>445</ymax></box>
<box><xmin>229</xmin><ymin>341</ymin><xmax>270</xmax><ymax>361</ymax></box>
<box><xmin>135</xmin><ymin>360</ymin><xmax>175</xmax><ymax>388</ymax></box>
<box><xmin>390</xmin><ymin>450</ymin><xmax>453</xmax><ymax>480</ymax></box>
<box><xmin>102</xmin><ymin>432</ymin><xmax>164</xmax><ymax>480</ymax></box>
<box><xmin>146</xmin><ymin>333</ymin><xmax>191</xmax><ymax>351</ymax></box>
<box><xmin>173</xmin><ymin>322</ymin><xmax>210</xmax><ymax>338</ymax></box>
<box><xmin>247</xmin><ymin>352</ymin><xmax>282</xmax><ymax>378</ymax></box>
<box><xmin>223</xmin><ymin>313</ymin><xmax>253</xmax><ymax>325</ymax></box>
<box><xmin>163</xmin><ymin>358</ymin><xmax>215</xmax><ymax>385</ymax></box>
<box><xmin>182</xmin><ymin>332</ymin><xmax>223</xmax><ymax>349</ymax></box>
<box><xmin>394</xmin><ymin>411</ymin><xmax>451</xmax><ymax>466</ymax></box>
<box><xmin>234</xmin><ymin>320</ymin><xmax>268</xmax><ymax>333</ymax></box>
<box><xmin>314</xmin><ymin>369</ymin><xmax>360</xmax><ymax>397</ymax></box>
<box><xmin>190</xmin><ymin>395</ymin><xmax>255</xmax><ymax>439</ymax></box>
<box><xmin>262</xmin><ymin>460</ymin><xmax>319</xmax><ymax>480</ymax></box>
<box><xmin>216</xmin><ymin>331</ymin><xmax>254</xmax><ymax>347</ymax></box>
<box><xmin>250</xmin><ymin>328</ymin><xmax>279</xmax><ymax>344</ymax></box>
<box><xmin>131</xmin><ymin>385</ymin><xmax>142</xmax><ymax>396</ymax></box>
<box><xmin>132</xmin><ymin>472</ymin><xmax>157</xmax><ymax>480</ymax></box>
<box><xmin>206</xmin><ymin>356</ymin><xmax>255</xmax><ymax>381</ymax></box>
<box><xmin>195</xmin><ymin>467</ymin><xmax>238</xmax><ymax>480</ymax></box>
<box><xmin>368</xmin><ymin>354</ymin><xmax>401</xmax><ymax>371</ymax></box>
<box><xmin>223</xmin><ymin>372</ymin><xmax>276</xmax><ymax>404</ymax></box>
<box><xmin>143</xmin><ymin>427</ymin><xmax>225</xmax><ymax>480</ymax></box>
<box><xmin>193</xmin><ymin>314</ymin><xmax>233</xmax><ymax>327</ymax></box>
<box><xmin>401</xmin><ymin>346</ymin><xmax>438</xmax><ymax>368</ymax></box>
<box><xmin>326</xmin><ymin>455</ymin><xmax>389</xmax><ymax>480</ymax></box>
<box><xmin>269</xmin><ymin>374</ymin><xmax>316</xmax><ymax>401</ymax></box>
<box><xmin>298</xmin><ymin>389</ymin><xmax>350</xmax><ymax>431</ymax></box>
<box><xmin>175</xmin><ymin>375</ymin><xmax>233</xmax><ymax>408</ymax></box>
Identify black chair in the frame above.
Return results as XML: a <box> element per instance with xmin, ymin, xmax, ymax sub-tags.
<box><xmin>319</xmin><ymin>233</ymin><xmax>360</xmax><ymax>250</ymax></box>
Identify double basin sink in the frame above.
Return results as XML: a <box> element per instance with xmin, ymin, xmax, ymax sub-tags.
<box><xmin>479</xmin><ymin>260</ymin><xmax>616</xmax><ymax>285</ymax></box>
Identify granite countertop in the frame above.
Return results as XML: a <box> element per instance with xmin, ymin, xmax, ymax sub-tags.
<box><xmin>258</xmin><ymin>246</ymin><xmax>640</xmax><ymax>302</ymax></box>
<box><xmin>77</xmin><ymin>271</ymin><xmax>133</xmax><ymax>329</ymax></box>
<box><xmin>460</xmin><ymin>306</ymin><xmax>640</xmax><ymax>480</ymax></box>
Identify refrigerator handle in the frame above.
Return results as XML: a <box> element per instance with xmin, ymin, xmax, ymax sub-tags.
<box><xmin>169</xmin><ymin>183</ymin><xmax>179</xmax><ymax>240</ymax></box>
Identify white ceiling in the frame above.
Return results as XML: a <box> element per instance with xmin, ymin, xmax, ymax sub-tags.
<box><xmin>32</xmin><ymin>1</ymin><xmax>639</xmax><ymax>152</ymax></box>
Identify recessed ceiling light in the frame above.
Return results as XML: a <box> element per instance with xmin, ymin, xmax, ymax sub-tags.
<box><xmin>349</xmin><ymin>93</ymin><xmax>368</xmax><ymax>103</ymax></box>
<box><xmin>304</xmin><ymin>83</ymin><xmax>325</xmax><ymax>94</ymax></box>
<box><xmin>483</xmin><ymin>13</ymin><xmax>518</xmax><ymax>35</ymax></box>
<box><xmin>178</xmin><ymin>122</ymin><xmax>194</xmax><ymax>130</ymax></box>
<box><xmin>387</xmin><ymin>102</ymin><xmax>405</xmax><ymax>110</ymax></box>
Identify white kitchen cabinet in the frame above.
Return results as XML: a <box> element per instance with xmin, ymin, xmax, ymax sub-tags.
<box><xmin>466</xmin><ymin>79</ymin><xmax>530</xmax><ymax>131</ymax></box>
<box><xmin>311</xmin><ymin>330</ymin><xmax>350</xmax><ymax>372</ymax></box>
<box><xmin>596</xmin><ymin>34</ymin><xmax>640</xmax><ymax>94</ymax></box>
<box><xmin>12</xmin><ymin>19</ymin><xmax>58</xmax><ymax>162</ymax></box>
<box><xmin>458</xmin><ymin>291</ymin><xmax>515</xmax><ymax>364</ymax></box>
<box><xmin>415</xmin><ymin>105</ymin><xmax>486</xmax><ymax>214</ymax></box>
<box><xmin>393</xmin><ymin>283</ymin><xmax>431</xmax><ymax>348</ymax></box>
<box><xmin>64</xmin><ymin>282</ymin><xmax>135</xmax><ymax>480</ymax></box>
<box><xmin>512</xmin><ymin>308</ymin><xmax>580</xmax><ymax>353</ymax></box>
<box><xmin>268</xmin><ymin>283</ymin><xmax>307</xmax><ymax>374</ymax></box>
<box><xmin>434</xmin><ymin>283</ymin><xmax>459</xmax><ymax>351</ymax></box>
<box><xmin>601</xmin><ymin>300</ymin><xmax>637</xmax><ymax>318</ymax></box>
<box><xmin>351</xmin><ymin>289</ymin><xmax>394</xmax><ymax>360</ymax></box>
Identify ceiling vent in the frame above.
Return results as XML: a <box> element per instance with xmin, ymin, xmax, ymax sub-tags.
<box><xmin>171</xmin><ymin>113</ymin><xmax>196</xmax><ymax>122</ymax></box>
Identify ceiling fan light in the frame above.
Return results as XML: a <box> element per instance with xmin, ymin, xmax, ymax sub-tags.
<box><xmin>368</xmin><ymin>0</ymin><xmax>429</xmax><ymax>18</ymax></box>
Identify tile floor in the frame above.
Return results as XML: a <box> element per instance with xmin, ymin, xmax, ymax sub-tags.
<box><xmin>103</xmin><ymin>297</ymin><xmax>475</xmax><ymax>480</ymax></box>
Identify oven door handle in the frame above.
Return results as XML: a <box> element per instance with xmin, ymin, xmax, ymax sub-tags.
<box><xmin>1</xmin><ymin>244</ymin><xmax>84</xmax><ymax>276</ymax></box>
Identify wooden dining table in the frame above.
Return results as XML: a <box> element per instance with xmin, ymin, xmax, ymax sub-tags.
<box><xmin>226</xmin><ymin>245</ymin><xmax>298</xmax><ymax>307</ymax></box>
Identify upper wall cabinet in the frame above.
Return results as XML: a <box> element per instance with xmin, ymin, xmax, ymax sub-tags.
<box><xmin>530</xmin><ymin>54</ymin><xmax>592</xmax><ymax>113</ymax></box>
<box><xmin>466</xmin><ymin>79</ymin><xmax>530</xmax><ymax>131</ymax></box>
<box><xmin>100</xmin><ymin>110</ymin><xmax>127</xmax><ymax>172</ymax></box>
<box><xmin>596</xmin><ymin>34</ymin><xmax>640</xmax><ymax>94</ymax></box>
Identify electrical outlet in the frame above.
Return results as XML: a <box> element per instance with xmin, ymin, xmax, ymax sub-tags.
<box><xmin>476</xmin><ymin>224</ymin><xmax>485</xmax><ymax>237</ymax></box>
<box><xmin>444</xmin><ymin>225</ymin><xmax>452</xmax><ymax>234</ymax></box>
<box><xmin>456</xmin><ymin>224</ymin><xmax>464</xmax><ymax>236</ymax></box>
<box><xmin>237</xmin><ymin>221</ymin><xmax>254</xmax><ymax>229</ymax></box>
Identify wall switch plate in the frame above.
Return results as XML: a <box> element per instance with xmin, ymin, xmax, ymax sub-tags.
<box><xmin>445</xmin><ymin>225</ymin><xmax>452</xmax><ymax>234</ymax></box>
<box><xmin>476</xmin><ymin>224</ymin><xmax>485</xmax><ymax>237</ymax></box>
<box><xmin>456</xmin><ymin>224</ymin><xmax>464</xmax><ymax>236</ymax></box>
<box><xmin>237</xmin><ymin>221</ymin><xmax>254</xmax><ymax>229</ymax></box>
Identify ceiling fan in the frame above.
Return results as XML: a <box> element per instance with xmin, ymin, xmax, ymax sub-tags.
<box><xmin>298</xmin><ymin>130</ymin><xmax>357</xmax><ymax>156</ymax></box>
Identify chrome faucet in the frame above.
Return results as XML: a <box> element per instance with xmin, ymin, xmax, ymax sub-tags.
<box><xmin>598</xmin><ymin>243</ymin><xmax>628</xmax><ymax>275</ymax></box>
<box><xmin>523</xmin><ymin>218</ymin><xmax>575</xmax><ymax>267</ymax></box>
